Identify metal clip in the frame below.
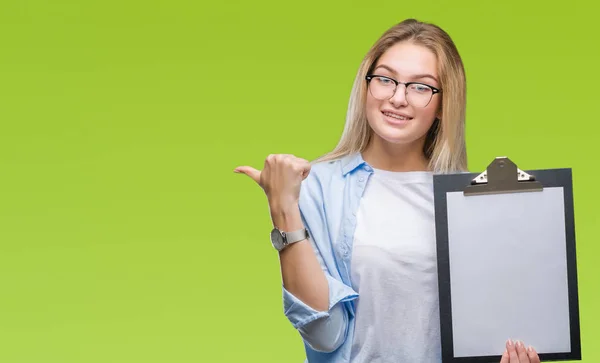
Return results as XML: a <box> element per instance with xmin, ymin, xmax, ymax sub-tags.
<box><xmin>464</xmin><ymin>157</ymin><xmax>543</xmax><ymax>196</ymax></box>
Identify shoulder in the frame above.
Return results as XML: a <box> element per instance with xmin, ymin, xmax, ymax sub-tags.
<box><xmin>309</xmin><ymin>158</ymin><xmax>343</xmax><ymax>182</ymax></box>
<box><xmin>306</xmin><ymin>151</ymin><xmax>363</xmax><ymax>184</ymax></box>
<box><xmin>297</xmin><ymin>156</ymin><xmax>348</xmax><ymax>214</ymax></box>
<box><xmin>301</xmin><ymin>156</ymin><xmax>347</xmax><ymax>196</ymax></box>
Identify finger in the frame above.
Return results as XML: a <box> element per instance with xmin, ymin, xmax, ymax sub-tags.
<box><xmin>506</xmin><ymin>340</ymin><xmax>520</xmax><ymax>362</ymax></box>
<box><xmin>265</xmin><ymin>154</ymin><xmax>277</xmax><ymax>166</ymax></box>
<box><xmin>516</xmin><ymin>341</ymin><xmax>530</xmax><ymax>362</ymax></box>
<box><xmin>527</xmin><ymin>346</ymin><xmax>540</xmax><ymax>363</ymax></box>
<box><xmin>234</xmin><ymin>166</ymin><xmax>261</xmax><ymax>184</ymax></box>
<box><xmin>273</xmin><ymin>154</ymin><xmax>295</xmax><ymax>165</ymax></box>
<box><xmin>267</xmin><ymin>154</ymin><xmax>291</xmax><ymax>164</ymax></box>
<box><xmin>299</xmin><ymin>160</ymin><xmax>311</xmax><ymax>180</ymax></box>
<box><xmin>499</xmin><ymin>349</ymin><xmax>509</xmax><ymax>363</ymax></box>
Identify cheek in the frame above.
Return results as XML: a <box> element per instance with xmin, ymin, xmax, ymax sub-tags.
<box><xmin>365</xmin><ymin>96</ymin><xmax>381</xmax><ymax>123</ymax></box>
<box><xmin>416</xmin><ymin>107</ymin><xmax>437</xmax><ymax>122</ymax></box>
<box><xmin>415</xmin><ymin>101</ymin><xmax>439</xmax><ymax>125</ymax></box>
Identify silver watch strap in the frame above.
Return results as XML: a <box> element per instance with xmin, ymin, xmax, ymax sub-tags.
<box><xmin>283</xmin><ymin>228</ymin><xmax>309</xmax><ymax>245</ymax></box>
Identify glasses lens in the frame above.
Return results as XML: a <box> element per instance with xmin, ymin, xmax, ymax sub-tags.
<box><xmin>406</xmin><ymin>83</ymin><xmax>433</xmax><ymax>108</ymax></box>
<box><xmin>368</xmin><ymin>76</ymin><xmax>395</xmax><ymax>100</ymax></box>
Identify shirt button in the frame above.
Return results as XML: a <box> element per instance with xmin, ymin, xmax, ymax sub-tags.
<box><xmin>359</xmin><ymin>177</ymin><xmax>364</xmax><ymax>182</ymax></box>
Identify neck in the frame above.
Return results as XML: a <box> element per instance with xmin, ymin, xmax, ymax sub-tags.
<box><xmin>362</xmin><ymin>136</ymin><xmax>430</xmax><ymax>172</ymax></box>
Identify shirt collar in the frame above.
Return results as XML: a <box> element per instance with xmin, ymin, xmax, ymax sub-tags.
<box><xmin>341</xmin><ymin>152</ymin><xmax>372</xmax><ymax>176</ymax></box>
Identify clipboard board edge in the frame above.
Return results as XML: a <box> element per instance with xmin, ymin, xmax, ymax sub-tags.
<box><xmin>433</xmin><ymin>166</ymin><xmax>582</xmax><ymax>362</ymax></box>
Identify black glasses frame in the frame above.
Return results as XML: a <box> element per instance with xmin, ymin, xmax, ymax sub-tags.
<box><xmin>365</xmin><ymin>74</ymin><xmax>441</xmax><ymax>105</ymax></box>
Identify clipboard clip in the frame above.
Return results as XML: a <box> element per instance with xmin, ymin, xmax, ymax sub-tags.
<box><xmin>464</xmin><ymin>157</ymin><xmax>543</xmax><ymax>196</ymax></box>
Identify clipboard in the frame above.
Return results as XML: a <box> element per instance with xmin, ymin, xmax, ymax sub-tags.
<box><xmin>433</xmin><ymin>157</ymin><xmax>581</xmax><ymax>362</ymax></box>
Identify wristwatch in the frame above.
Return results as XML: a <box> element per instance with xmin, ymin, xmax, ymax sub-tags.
<box><xmin>270</xmin><ymin>227</ymin><xmax>309</xmax><ymax>251</ymax></box>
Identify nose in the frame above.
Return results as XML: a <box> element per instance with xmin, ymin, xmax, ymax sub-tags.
<box><xmin>389</xmin><ymin>84</ymin><xmax>408</xmax><ymax>107</ymax></box>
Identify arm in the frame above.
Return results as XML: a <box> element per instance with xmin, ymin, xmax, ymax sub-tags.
<box><xmin>271</xmin><ymin>204</ymin><xmax>328</xmax><ymax>312</ymax></box>
<box><xmin>235</xmin><ymin>155</ymin><xmax>357</xmax><ymax>352</ymax></box>
<box><xmin>277</xmin><ymin>174</ymin><xmax>358</xmax><ymax>353</ymax></box>
<box><xmin>273</xmin><ymin>204</ymin><xmax>349</xmax><ymax>352</ymax></box>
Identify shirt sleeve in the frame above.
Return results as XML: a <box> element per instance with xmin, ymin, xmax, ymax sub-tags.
<box><xmin>282</xmin><ymin>272</ymin><xmax>358</xmax><ymax>328</ymax></box>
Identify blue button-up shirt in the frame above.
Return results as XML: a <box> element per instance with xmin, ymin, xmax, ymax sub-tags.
<box><xmin>282</xmin><ymin>152</ymin><xmax>374</xmax><ymax>362</ymax></box>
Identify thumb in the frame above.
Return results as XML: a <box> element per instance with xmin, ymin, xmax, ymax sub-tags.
<box><xmin>234</xmin><ymin>166</ymin><xmax>261</xmax><ymax>184</ymax></box>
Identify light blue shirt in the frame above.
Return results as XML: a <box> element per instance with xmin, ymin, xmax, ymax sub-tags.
<box><xmin>282</xmin><ymin>152</ymin><xmax>377</xmax><ymax>362</ymax></box>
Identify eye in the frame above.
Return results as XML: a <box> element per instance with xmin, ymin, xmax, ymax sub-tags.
<box><xmin>374</xmin><ymin>76</ymin><xmax>393</xmax><ymax>85</ymax></box>
<box><xmin>410</xmin><ymin>84</ymin><xmax>432</xmax><ymax>93</ymax></box>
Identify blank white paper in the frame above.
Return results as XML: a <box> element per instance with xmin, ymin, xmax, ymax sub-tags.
<box><xmin>446</xmin><ymin>187</ymin><xmax>571</xmax><ymax>357</ymax></box>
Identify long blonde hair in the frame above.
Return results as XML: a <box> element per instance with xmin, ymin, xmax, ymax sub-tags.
<box><xmin>314</xmin><ymin>19</ymin><xmax>468</xmax><ymax>173</ymax></box>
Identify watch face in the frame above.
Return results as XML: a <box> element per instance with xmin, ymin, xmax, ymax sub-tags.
<box><xmin>270</xmin><ymin>229</ymin><xmax>285</xmax><ymax>250</ymax></box>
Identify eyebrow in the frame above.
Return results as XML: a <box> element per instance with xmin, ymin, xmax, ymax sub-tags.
<box><xmin>373</xmin><ymin>64</ymin><xmax>439</xmax><ymax>84</ymax></box>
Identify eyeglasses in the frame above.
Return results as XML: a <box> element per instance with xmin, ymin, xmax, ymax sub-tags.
<box><xmin>365</xmin><ymin>74</ymin><xmax>441</xmax><ymax>108</ymax></box>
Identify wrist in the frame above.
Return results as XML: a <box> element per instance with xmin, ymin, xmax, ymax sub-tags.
<box><xmin>269</xmin><ymin>203</ymin><xmax>303</xmax><ymax>231</ymax></box>
<box><xmin>268</xmin><ymin>197</ymin><xmax>299</xmax><ymax>215</ymax></box>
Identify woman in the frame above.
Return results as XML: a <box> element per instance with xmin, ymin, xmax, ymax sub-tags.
<box><xmin>235</xmin><ymin>18</ymin><xmax>540</xmax><ymax>363</ymax></box>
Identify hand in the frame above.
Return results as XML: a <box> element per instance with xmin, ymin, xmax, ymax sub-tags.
<box><xmin>500</xmin><ymin>339</ymin><xmax>540</xmax><ymax>363</ymax></box>
<box><xmin>234</xmin><ymin>154</ymin><xmax>311</xmax><ymax>210</ymax></box>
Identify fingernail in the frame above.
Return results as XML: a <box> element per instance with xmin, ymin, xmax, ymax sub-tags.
<box><xmin>528</xmin><ymin>346</ymin><xmax>534</xmax><ymax>352</ymax></box>
<box><xmin>517</xmin><ymin>340</ymin><xmax>523</xmax><ymax>348</ymax></box>
<box><xmin>507</xmin><ymin>339</ymin><xmax>513</xmax><ymax>346</ymax></box>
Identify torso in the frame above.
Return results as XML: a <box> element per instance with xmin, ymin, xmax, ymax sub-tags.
<box><xmin>349</xmin><ymin>168</ymin><xmax>441</xmax><ymax>362</ymax></box>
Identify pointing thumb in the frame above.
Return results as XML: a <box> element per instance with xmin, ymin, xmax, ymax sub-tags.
<box><xmin>234</xmin><ymin>166</ymin><xmax>261</xmax><ymax>184</ymax></box>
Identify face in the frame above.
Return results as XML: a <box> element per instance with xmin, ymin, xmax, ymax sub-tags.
<box><xmin>365</xmin><ymin>41</ymin><xmax>441</xmax><ymax>148</ymax></box>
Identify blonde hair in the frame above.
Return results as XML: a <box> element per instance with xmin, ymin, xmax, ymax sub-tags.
<box><xmin>314</xmin><ymin>19</ymin><xmax>468</xmax><ymax>173</ymax></box>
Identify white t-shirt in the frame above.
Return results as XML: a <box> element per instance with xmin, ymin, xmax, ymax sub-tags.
<box><xmin>349</xmin><ymin>168</ymin><xmax>441</xmax><ymax>362</ymax></box>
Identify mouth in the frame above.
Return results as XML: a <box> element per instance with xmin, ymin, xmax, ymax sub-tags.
<box><xmin>381</xmin><ymin>111</ymin><xmax>413</xmax><ymax>123</ymax></box>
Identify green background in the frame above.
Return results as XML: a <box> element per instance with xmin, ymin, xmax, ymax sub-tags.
<box><xmin>0</xmin><ymin>0</ymin><xmax>597</xmax><ymax>362</ymax></box>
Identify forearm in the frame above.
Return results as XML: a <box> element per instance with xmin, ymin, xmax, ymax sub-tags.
<box><xmin>271</xmin><ymin>204</ymin><xmax>329</xmax><ymax>312</ymax></box>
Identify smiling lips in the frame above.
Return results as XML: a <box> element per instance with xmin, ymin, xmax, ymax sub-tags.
<box><xmin>382</xmin><ymin>110</ymin><xmax>413</xmax><ymax>123</ymax></box>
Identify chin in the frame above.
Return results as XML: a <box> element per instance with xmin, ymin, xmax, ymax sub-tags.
<box><xmin>371</xmin><ymin>123</ymin><xmax>425</xmax><ymax>146</ymax></box>
<box><xmin>379</xmin><ymin>134</ymin><xmax>420</xmax><ymax>145</ymax></box>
